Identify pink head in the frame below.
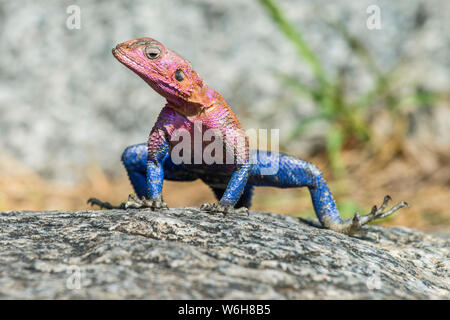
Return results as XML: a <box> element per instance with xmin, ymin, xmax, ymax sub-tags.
<box><xmin>112</xmin><ymin>37</ymin><xmax>211</xmax><ymax>108</ymax></box>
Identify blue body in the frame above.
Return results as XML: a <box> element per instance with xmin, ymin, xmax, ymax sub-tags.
<box><xmin>121</xmin><ymin>143</ymin><xmax>343</xmax><ymax>226</ymax></box>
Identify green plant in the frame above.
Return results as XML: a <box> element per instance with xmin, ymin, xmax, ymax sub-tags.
<box><xmin>259</xmin><ymin>0</ymin><xmax>441</xmax><ymax>175</ymax></box>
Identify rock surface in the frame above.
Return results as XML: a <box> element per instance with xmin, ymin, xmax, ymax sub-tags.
<box><xmin>0</xmin><ymin>208</ymin><xmax>448</xmax><ymax>299</ymax></box>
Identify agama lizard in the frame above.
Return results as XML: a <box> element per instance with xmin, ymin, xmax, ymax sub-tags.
<box><xmin>88</xmin><ymin>37</ymin><xmax>408</xmax><ymax>235</ymax></box>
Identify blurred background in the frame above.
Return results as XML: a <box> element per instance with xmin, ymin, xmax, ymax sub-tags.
<box><xmin>0</xmin><ymin>0</ymin><xmax>448</xmax><ymax>232</ymax></box>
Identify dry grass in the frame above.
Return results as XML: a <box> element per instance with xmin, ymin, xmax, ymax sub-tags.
<box><xmin>0</xmin><ymin>146</ymin><xmax>449</xmax><ymax>233</ymax></box>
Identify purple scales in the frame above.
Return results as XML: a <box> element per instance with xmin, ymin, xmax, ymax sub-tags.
<box><xmin>88</xmin><ymin>38</ymin><xmax>408</xmax><ymax>235</ymax></box>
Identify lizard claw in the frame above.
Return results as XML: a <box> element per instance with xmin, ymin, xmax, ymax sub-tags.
<box><xmin>87</xmin><ymin>197</ymin><xmax>125</xmax><ymax>209</ymax></box>
<box><xmin>201</xmin><ymin>202</ymin><xmax>249</xmax><ymax>216</ymax></box>
<box><xmin>124</xmin><ymin>194</ymin><xmax>168</xmax><ymax>210</ymax></box>
<box><xmin>87</xmin><ymin>194</ymin><xmax>168</xmax><ymax>211</ymax></box>
<box><xmin>329</xmin><ymin>195</ymin><xmax>409</xmax><ymax>235</ymax></box>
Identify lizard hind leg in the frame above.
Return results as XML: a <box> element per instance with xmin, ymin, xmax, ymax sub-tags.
<box><xmin>121</xmin><ymin>143</ymin><xmax>149</xmax><ymax>199</ymax></box>
<box><xmin>251</xmin><ymin>152</ymin><xmax>409</xmax><ymax>235</ymax></box>
<box><xmin>330</xmin><ymin>195</ymin><xmax>409</xmax><ymax>235</ymax></box>
<box><xmin>87</xmin><ymin>194</ymin><xmax>168</xmax><ymax>210</ymax></box>
<box><xmin>87</xmin><ymin>197</ymin><xmax>126</xmax><ymax>209</ymax></box>
<box><xmin>88</xmin><ymin>143</ymin><xmax>148</xmax><ymax>210</ymax></box>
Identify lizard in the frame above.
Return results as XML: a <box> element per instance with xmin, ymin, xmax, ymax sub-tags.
<box><xmin>88</xmin><ymin>37</ymin><xmax>409</xmax><ymax>235</ymax></box>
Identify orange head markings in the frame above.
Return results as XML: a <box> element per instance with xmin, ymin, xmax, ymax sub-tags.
<box><xmin>112</xmin><ymin>37</ymin><xmax>208</xmax><ymax>108</ymax></box>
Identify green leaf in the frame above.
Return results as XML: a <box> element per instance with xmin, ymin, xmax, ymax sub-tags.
<box><xmin>259</xmin><ymin>0</ymin><xmax>328</xmax><ymax>89</ymax></box>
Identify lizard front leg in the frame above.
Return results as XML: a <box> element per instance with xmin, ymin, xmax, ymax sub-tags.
<box><xmin>210</xmin><ymin>184</ymin><xmax>254</xmax><ymax>209</ymax></box>
<box><xmin>123</xmin><ymin>124</ymin><xmax>170</xmax><ymax>210</ymax></box>
<box><xmin>201</xmin><ymin>163</ymin><xmax>251</xmax><ymax>215</ymax></box>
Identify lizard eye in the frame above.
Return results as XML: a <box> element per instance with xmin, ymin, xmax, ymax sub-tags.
<box><xmin>145</xmin><ymin>45</ymin><xmax>161</xmax><ymax>60</ymax></box>
<box><xmin>174</xmin><ymin>69</ymin><xmax>185</xmax><ymax>82</ymax></box>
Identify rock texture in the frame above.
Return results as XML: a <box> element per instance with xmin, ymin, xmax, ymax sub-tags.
<box><xmin>0</xmin><ymin>208</ymin><xmax>448</xmax><ymax>299</ymax></box>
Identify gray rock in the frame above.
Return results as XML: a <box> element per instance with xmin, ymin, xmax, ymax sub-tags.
<box><xmin>0</xmin><ymin>208</ymin><xmax>448</xmax><ymax>299</ymax></box>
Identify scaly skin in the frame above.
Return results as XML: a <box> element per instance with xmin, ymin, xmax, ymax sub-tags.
<box><xmin>88</xmin><ymin>37</ymin><xmax>408</xmax><ymax>235</ymax></box>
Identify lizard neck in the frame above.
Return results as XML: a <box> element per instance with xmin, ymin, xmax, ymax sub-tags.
<box><xmin>165</xmin><ymin>84</ymin><xmax>221</xmax><ymax>118</ymax></box>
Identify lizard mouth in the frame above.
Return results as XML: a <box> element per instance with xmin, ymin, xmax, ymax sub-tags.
<box><xmin>112</xmin><ymin>46</ymin><xmax>144</xmax><ymax>70</ymax></box>
<box><xmin>112</xmin><ymin>46</ymin><xmax>124</xmax><ymax>60</ymax></box>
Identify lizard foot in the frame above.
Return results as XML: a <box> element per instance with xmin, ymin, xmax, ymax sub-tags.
<box><xmin>123</xmin><ymin>194</ymin><xmax>168</xmax><ymax>210</ymax></box>
<box><xmin>87</xmin><ymin>194</ymin><xmax>167</xmax><ymax>210</ymax></box>
<box><xmin>327</xmin><ymin>195</ymin><xmax>409</xmax><ymax>235</ymax></box>
<box><xmin>87</xmin><ymin>198</ymin><xmax>126</xmax><ymax>209</ymax></box>
<box><xmin>200</xmin><ymin>202</ymin><xmax>249</xmax><ymax>216</ymax></box>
